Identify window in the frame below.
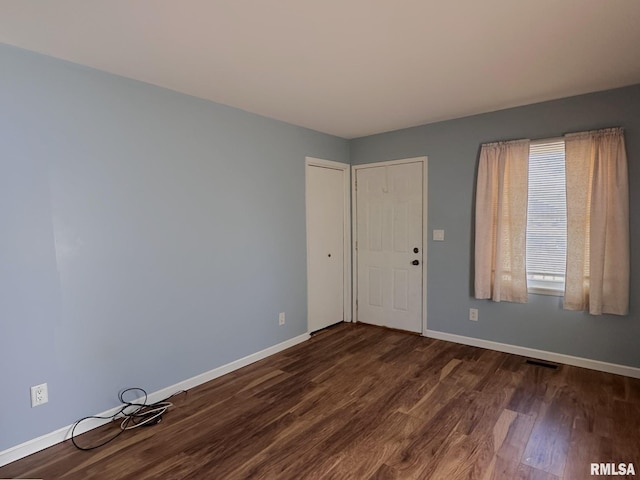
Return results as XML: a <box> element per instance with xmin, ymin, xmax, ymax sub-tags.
<box><xmin>526</xmin><ymin>140</ymin><xmax>566</xmax><ymax>295</ymax></box>
<box><xmin>475</xmin><ymin>128</ymin><xmax>628</xmax><ymax>313</ymax></box>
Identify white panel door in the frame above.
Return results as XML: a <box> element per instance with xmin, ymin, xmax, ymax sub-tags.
<box><xmin>307</xmin><ymin>165</ymin><xmax>345</xmax><ymax>332</ymax></box>
<box><xmin>356</xmin><ymin>162</ymin><xmax>423</xmax><ymax>333</ymax></box>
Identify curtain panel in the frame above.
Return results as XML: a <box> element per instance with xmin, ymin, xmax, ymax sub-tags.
<box><xmin>564</xmin><ymin>128</ymin><xmax>630</xmax><ymax>315</ymax></box>
<box><xmin>474</xmin><ymin>139</ymin><xmax>530</xmax><ymax>303</ymax></box>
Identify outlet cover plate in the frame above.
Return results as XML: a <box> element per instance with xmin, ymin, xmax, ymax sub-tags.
<box><xmin>31</xmin><ymin>383</ymin><xmax>48</xmax><ymax>407</ymax></box>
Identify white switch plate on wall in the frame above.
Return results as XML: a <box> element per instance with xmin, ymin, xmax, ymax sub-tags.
<box><xmin>433</xmin><ymin>229</ymin><xmax>445</xmax><ymax>241</ymax></box>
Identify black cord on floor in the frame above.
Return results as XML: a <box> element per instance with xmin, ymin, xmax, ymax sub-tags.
<box><xmin>70</xmin><ymin>387</ymin><xmax>186</xmax><ymax>451</ymax></box>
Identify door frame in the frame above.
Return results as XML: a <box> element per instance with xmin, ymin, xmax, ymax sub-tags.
<box><xmin>351</xmin><ymin>157</ymin><xmax>428</xmax><ymax>334</ymax></box>
<box><xmin>305</xmin><ymin>157</ymin><xmax>352</xmax><ymax>331</ymax></box>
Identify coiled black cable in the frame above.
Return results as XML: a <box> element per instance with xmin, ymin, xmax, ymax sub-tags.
<box><xmin>70</xmin><ymin>387</ymin><xmax>186</xmax><ymax>451</ymax></box>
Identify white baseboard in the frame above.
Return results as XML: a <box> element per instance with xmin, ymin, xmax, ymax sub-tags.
<box><xmin>0</xmin><ymin>332</ymin><xmax>310</xmax><ymax>468</ymax></box>
<box><xmin>425</xmin><ymin>329</ymin><xmax>640</xmax><ymax>379</ymax></box>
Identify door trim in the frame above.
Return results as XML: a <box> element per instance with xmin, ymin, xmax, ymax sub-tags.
<box><xmin>351</xmin><ymin>157</ymin><xmax>428</xmax><ymax>334</ymax></box>
<box><xmin>305</xmin><ymin>157</ymin><xmax>352</xmax><ymax>331</ymax></box>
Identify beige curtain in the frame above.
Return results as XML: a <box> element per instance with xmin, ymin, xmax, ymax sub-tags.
<box><xmin>564</xmin><ymin>128</ymin><xmax>629</xmax><ymax>315</ymax></box>
<box><xmin>475</xmin><ymin>139</ymin><xmax>530</xmax><ymax>303</ymax></box>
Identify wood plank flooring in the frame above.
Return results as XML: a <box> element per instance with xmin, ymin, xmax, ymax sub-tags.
<box><xmin>2</xmin><ymin>322</ymin><xmax>639</xmax><ymax>479</ymax></box>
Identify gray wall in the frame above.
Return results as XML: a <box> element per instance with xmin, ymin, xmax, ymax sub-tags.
<box><xmin>0</xmin><ymin>44</ymin><xmax>348</xmax><ymax>451</ymax></box>
<box><xmin>351</xmin><ymin>84</ymin><xmax>640</xmax><ymax>369</ymax></box>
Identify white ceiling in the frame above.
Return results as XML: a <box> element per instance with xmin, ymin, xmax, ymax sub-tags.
<box><xmin>1</xmin><ymin>1</ymin><xmax>640</xmax><ymax>139</ymax></box>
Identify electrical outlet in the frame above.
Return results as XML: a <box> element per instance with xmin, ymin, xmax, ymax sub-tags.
<box><xmin>469</xmin><ymin>308</ymin><xmax>478</xmax><ymax>322</ymax></box>
<box><xmin>31</xmin><ymin>383</ymin><xmax>48</xmax><ymax>407</ymax></box>
<box><xmin>279</xmin><ymin>312</ymin><xmax>285</xmax><ymax>326</ymax></box>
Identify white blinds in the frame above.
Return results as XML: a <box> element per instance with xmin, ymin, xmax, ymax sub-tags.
<box><xmin>526</xmin><ymin>140</ymin><xmax>567</xmax><ymax>283</ymax></box>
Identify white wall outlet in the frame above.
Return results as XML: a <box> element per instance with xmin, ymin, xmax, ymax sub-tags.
<box><xmin>279</xmin><ymin>312</ymin><xmax>285</xmax><ymax>326</ymax></box>
<box><xmin>30</xmin><ymin>383</ymin><xmax>48</xmax><ymax>407</ymax></box>
<box><xmin>433</xmin><ymin>229</ymin><xmax>445</xmax><ymax>241</ymax></box>
<box><xmin>469</xmin><ymin>308</ymin><xmax>479</xmax><ymax>322</ymax></box>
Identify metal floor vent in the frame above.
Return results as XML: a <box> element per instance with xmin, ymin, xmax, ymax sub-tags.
<box><xmin>525</xmin><ymin>359</ymin><xmax>558</xmax><ymax>369</ymax></box>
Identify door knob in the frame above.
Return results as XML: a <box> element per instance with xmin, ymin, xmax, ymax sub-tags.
<box><xmin>412</xmin><ymin>260</ymin><xmax>420</xmax><ymax>266</ymax></box>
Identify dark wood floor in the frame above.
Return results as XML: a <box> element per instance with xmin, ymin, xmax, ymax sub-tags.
<box><xmin>2</xmin><ymin>322</ymin><xmax>639</xmax><ymax>479</ymax></box>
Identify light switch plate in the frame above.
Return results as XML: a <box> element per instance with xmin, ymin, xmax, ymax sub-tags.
<box><xmin>433</xmin><ymin>229</ymin><xmax>445</xmax><ymax>241</ymax></box>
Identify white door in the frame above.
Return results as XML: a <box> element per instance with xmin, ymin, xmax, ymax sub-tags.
<box><xmin>355</xmin><ymin>161</ymin><xmax>423</xmax><ymax>333</ymax></box>
<box><xmin>307</xmin><ymin>164</ymin><xmax>345</xmax><ymax>332</ymax></box>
